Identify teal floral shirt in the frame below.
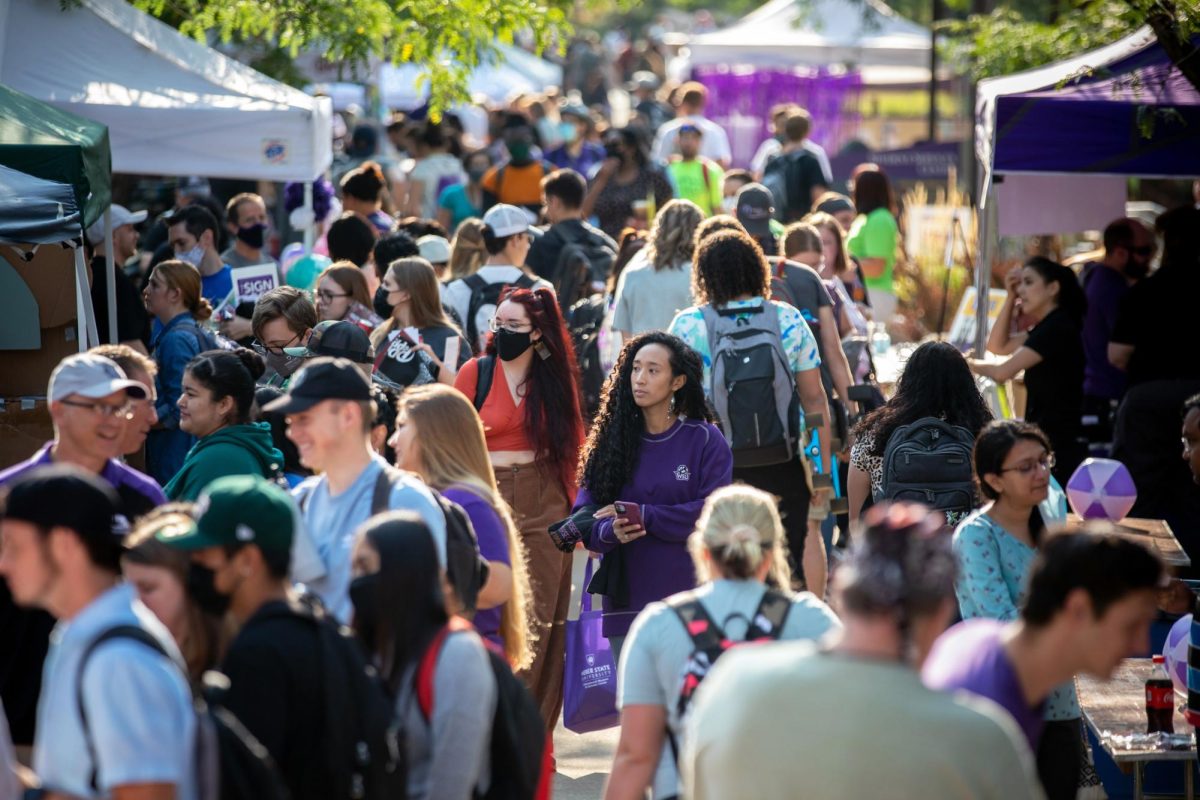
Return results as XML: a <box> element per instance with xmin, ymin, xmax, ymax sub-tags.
<box><xmin>952</xmin><ymin>479</ymin><xmax>1079</xmax><ymax>720</ymax></box>
<box><xmin>667</xmin><ymin>298</ymin><xmax>821</xmax><ymax>396</ymax></box>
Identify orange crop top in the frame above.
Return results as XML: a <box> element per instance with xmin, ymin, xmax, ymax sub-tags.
<box><xmin>455</xmin><ymin>358</ymin><xmax>534</xmax><ymax>452</ymax></box>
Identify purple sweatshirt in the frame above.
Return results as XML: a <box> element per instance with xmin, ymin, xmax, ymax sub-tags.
<box><xmin>575</xmin><ymin>418</ymin><xmax>733</xmax><ymax>637</ymax></box>
<box><xmin>443</xmin><ymin>486</ymin><xmax>510</xmax><ymax>650</ymax></box>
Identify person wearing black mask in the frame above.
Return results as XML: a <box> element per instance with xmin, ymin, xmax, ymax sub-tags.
<box><xmin>480</xmin><ymin>112</ymin><xmax>555</xmax><ymax>215</ymax></box>
<box><xmin>370</xmin><ymin>231</ymin><xmax>421</xmax><ymax>319</ymax></box>
<box><xmin>582</xmin><ymin>124</ymin><xmax>674</xmax><ymax>239</ymax></box>
<box><xmin>222</xmin><ymin>193</ymin><xmax>276</xmax><ymax>269</ymax></box>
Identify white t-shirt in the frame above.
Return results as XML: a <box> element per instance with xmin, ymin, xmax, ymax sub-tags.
<box><xmin>408</xmin><ymin>153</ymin><xmax>466</xmax><ymax>219</ymax></box>
<box><xmin>651</xmin><ymin>116</ymin><xmax>732</xmax><ymax>165</ymax></box>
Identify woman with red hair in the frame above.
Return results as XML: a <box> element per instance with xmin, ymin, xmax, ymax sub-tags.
<box><xmin>454</xmin><ymin>286</ymin><xmax>584</xmax><ymax>731</ymax></box>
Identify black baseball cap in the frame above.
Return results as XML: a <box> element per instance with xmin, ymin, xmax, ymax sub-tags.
<box><xmin>736</xmin><ymin>182</ymin><xmax>775</xmax><ymax>237</ymax></box>
<box><xmin>0</xmin><ymin>465</ymin><xmax>124</xmax><ymax>544</ymax></box>
<box><xmin>284</xmin><ymin>320</ymin><xmax>374</xmax><ymax>364</ymax></box>
<box><xmin>261</xmin><ymin>357</ymin><xmax>372</xmax><ymax>414</ymax></box>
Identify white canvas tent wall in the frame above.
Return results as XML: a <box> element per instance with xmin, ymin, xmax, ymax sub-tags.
<box><xmin>380</xmin><ymin>45</ymin><xmax>564</xmax><ymax>110</ymax></box>
<box><xmin>0</xmin><ymin>0</ymin><xmax>332</xmax><ymax>183</ymax></box>
<box><xmin>689</xmin><ymin>0</ymin><xmax>931</xmax><ymax>70</ymax></box>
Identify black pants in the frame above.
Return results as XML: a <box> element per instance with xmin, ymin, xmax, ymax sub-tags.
<box><xmin>1037</xmin><ymin>719</ymin><xmax>1083</xmax><ymax>800</ymax></box>
<box><xmin>732</xmin><ymin>459</ymin><xmax>811</xmax><ymax>585</ymax></box>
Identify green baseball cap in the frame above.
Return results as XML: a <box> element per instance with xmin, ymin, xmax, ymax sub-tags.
<box><xmin>156</xmin><ymin>474</ymin><xmax>295</xmax><ymax>553</ymax></box>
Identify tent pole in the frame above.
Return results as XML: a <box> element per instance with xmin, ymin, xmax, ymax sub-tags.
<box><xmin>104</xmin><ymin>207</ymin><xmax>117</xmax><ymax>344</ymax></box>
<box><xmin>973</xmin><ymin>179</ymin><xmax>995</xmax><ymax>355</ymax></box>
<box><xmin>303</xmin><ymin>181</ymin><xmax>315</xmax><ymax>254</ymax></box>
<box><xmin>73</xmin><ymin>245</ymin><xmax>99</xmax><ymax>352</ymax></box>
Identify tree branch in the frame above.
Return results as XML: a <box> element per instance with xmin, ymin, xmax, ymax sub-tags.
<box><xmin>1141</xmin><ymin>0</ymin><xmax>1200</xmax><ymax>94</ymax></box>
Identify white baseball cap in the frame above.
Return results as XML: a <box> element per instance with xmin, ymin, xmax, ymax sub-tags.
<box><xmin>85</xmin><ymin>204</ymin><xmax>148</xmax><ymax>246</ymax></box>
<box><xmin>482</xmin><ymin>204</ymin><xmax>538</xmax><ymax>239</ymax></box>
<box><xmin>49</xmin><ymin>354</ymin><xmax>148</xmax><ymax>402</ymax></box>
<box><xmin>417</xmin><ymin>235</ymin><xmax>452</xmax><ymax>264</ymax></box>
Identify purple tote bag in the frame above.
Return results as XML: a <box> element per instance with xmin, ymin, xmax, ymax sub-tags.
<box><xmin>563</xmin><ymin>557</ymin><xmax>620</xmax><ymax>733</ymax></box>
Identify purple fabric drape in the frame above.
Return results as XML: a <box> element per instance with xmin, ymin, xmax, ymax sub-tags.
<box><xmin>693</xmin><ymin>68</ymin><xmax>863</xmax><ymax>169</ymax></box>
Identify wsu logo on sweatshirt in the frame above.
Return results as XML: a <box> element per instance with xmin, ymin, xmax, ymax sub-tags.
<box><xmin>674</xmin><ymin>464</ymin><xmax>691</xmax><ymax>481</ymax></box>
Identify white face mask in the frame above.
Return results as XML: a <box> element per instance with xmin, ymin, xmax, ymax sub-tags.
<box><xmin>721</xmin><ymin>196</ymin><xmax>738</xmax><ymax>214</ymax></box>
<box><xmin>175</xmin><ymin>244</ymin><xmax>204</xmax><ymax>267</ymax></box>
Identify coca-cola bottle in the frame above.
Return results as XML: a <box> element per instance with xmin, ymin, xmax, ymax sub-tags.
<box><xmin>1146</xmin><ymin>654</ymin><xmax>1175</xmax><ymax>734</ymax></box>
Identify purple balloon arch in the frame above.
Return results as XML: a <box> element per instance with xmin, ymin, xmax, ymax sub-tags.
<box><xmin>693</xmin><ymin>67</ymin><xmax>863</xmax><ymax>169</ymax></box>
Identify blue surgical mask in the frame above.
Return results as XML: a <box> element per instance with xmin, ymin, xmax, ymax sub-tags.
<box><xmin>175</xmin><ymin>244</ymin><xmax>204</xmax><ymax>267</ymax></box>
<box><xmin>558</xmin><ymin>121</ymin><xmax>578</xmax><ymax>145</ymax></box>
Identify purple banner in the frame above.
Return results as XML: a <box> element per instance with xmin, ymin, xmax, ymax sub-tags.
<box><xmin>693</xmin><ymin>67</ymin><xmax>863</xmax><ymax>169</ymax></box>
<box><xmin>830</xmin><ymin>141</ymin><xmax>963</xmax><ymax>183</ymax></box>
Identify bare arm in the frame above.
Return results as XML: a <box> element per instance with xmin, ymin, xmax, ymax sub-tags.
<box><xmin>848</xmin><ymin>463</ymin><xmax>870</xmax><ymax>525</ymax></box>
<box><xmin>112</xmin><ymin>784</ymin><xmax>177</xmax><ymax>800</ymax></box>
<box><xmin>436</xmin><ymin>208</ymin><xmax>453</xmax><ymax>233</ymax></box>
<box><xmin>1108</xmin><ymin>342</ymin><xmax>1134</xmax><ymax>371</ymax></box>
<box><xmin>987</xmin><ymin>267</ymin><xmax>1027</xmax><ymax>356</ymax></box>
<box><xmin>969</xmin><ymin>346</ymin><xmax>1043</xmax><ymax>384</ymax></box>
<box><xmin>403</xmin><ymin>179</ymin><xmax>426</xmax><ymax>217</ymax></box>
<box><xmin>604</xmin><ymin>705</ymin><xmax>667</xmax><ymax>800</ymax></box>
<box><xmin>582</xmin><ymin>158</ymin><xmax>620</xmax><ymax>219</ymax></box>
<box><xmin>818</xmin><ymin>306</ymin><xmax>857</xmax><ymax>418</ymax></box>
<box><xmin>475</xmin><ymin>562</ymin><xmax>512</xmax><ymax>610</ymax></box>
<box><xmin>857</xmin><ymin>257</ymin><xmax>888</xmax><ymax>280</ymax></box>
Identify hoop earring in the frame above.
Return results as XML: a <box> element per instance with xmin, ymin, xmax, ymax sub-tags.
<box><xmin>534</xmin><ymin>341</ymin><xmax>551</xmax><ymax>360</ymax></box>
<box><xmin>668</xmin><ymin>394</ymin><xmax>677</xmax><ymax>415</ymax></box>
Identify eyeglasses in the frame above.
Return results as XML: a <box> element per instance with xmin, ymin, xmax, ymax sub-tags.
<box><xmin>316</xmin><ymin>289</ymin><xmax>351</xmax><ymax>303</ymax></box>
<box><xmin>999</xmin><ymin>453</ymin><xmax>1056</xmax><ymax>476</ymax></box>
<box><xmin>489</xmin><ymin>317</ymin><xmax>532</xmax><ymax>334</ymax></box>
<box><xmin>252</xmin><ymin>334</ymin><xmax>302</xmax><ymax>357</ymax></box>
<box><xmin>59</xmin><ymin>399</ymin><xmax>135</xmax><ymax>420</ymax></box>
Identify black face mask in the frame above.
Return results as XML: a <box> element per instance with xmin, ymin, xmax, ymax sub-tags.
<box><xmin>236</xmin><ymin>223</ymin><xmax>267</xmax><ymax>250</ymax></box>
<box><xmin>495</xmin><ymin>328</ymin><xmax>533</xmax><ymax>361</ymax></box>
<box><xmin>186</xmin><ymin>563</ymin><xmax>232</xmax><ymax>618</ymax></box>
<box><xmin>604</xmin><ymin>142</ymin><xmax>622</xmax><ymax>160</ymax></box>
<box><xmin>349</xmin><ymin>572</ymin><xmax>381</xmax><ymax>650</ymax></box>
<box><xmin>373</xmin><ymin>285</ymin><xmax>394</xmax><ymax>320</ymax></box>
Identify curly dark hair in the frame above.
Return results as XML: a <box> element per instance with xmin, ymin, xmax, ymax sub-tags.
<box><xmin>692</xmin><ymin>229</ymin><xmax>770</xmax><ymax>306</ymax></box>
<box><xmin>853</xmin><ymin>341</ymin><xmax>993</xmax><ymax>458</ymax></box>
<box><xmin>578</xmin><ymin>332</ymin><xmax>711</xmax><ymax>505</ymax></box>
<box><xmin>484</xmin><ymin>287</ymin><xmax>584</xmax><ymax>495</ymax></box>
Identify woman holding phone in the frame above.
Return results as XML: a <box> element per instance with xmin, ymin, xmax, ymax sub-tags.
<box><xmin>575</xmin><ymin>332</ymin><xmax>733</xmax><ymax>665</ymax></box>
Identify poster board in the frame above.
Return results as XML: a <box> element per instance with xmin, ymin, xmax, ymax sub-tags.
<box><xmin>232</xmin><ymin>263</ymin><xmax>280</xmax><ymax>304</ymax></box>
<box><xmin>947</xmin><ymin>288</ymin><xmax>1009</xmax><ymax>352</ymax></box>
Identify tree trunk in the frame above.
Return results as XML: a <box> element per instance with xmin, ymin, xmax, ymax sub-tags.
<box><xmin>1142</xmin><ymin>0</ymin><xmax>1200</xmax><ymax>95</ymax></box>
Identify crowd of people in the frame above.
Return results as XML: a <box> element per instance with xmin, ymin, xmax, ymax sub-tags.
<box><xmin>2</xmin><ymin>58</ymin><xmax>1200</xmax><ymax>800</ymax></box>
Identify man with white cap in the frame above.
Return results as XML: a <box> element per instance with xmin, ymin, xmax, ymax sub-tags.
<box><xmin>87</xmin><ymin>204</ymin><xmax>151</xmax><ymax>351</ymax></box>
<box><xmin>441</xmin><ymin>204</ymin><xmax>552</xmax><ymax>352</ymax></box>
<box><xmin>417</xmin><ymin>234</ymin><xmax>452</xmax><ymax>280</ymax></box>
<box><xmin>0</xmin><ymin>352</ymin><xmax>166</xmax><ymax>754</ymax></box>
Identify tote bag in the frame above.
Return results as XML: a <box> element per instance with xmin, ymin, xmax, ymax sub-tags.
<box><xmin>563</xmin><ymin>557</ymin><xmax>620</xmax><ymax>733</ymax></box>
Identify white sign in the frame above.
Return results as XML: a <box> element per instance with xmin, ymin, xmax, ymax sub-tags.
<box><xmin>232</xmin><ymin>263</ymin><xmax>280</xmax><ymax>304</ymax></box>
<box><xmin>947</xmin><ymin>288</ymin><xmax>1010</xmax><ymax>352</ymax></box>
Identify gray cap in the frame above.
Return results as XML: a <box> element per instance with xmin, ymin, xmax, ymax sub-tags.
<box><xmin>85</xmin><ymin>204</ymin><xmax>148</xmax><ymax>246</ymax></box>
<box><xmin>49</xmin><ymin>354</ymin><xmax>148</xmax><ymax>402</ymax></box>
<box><xmin>482</xmin><ymin>204</ymin><xmax>537</xmax><ymax>238</ymax></box>
<box><xmin>417</xmin><ymin>235</ymin><xmax>452</xmax><ymax>264</ymax></box>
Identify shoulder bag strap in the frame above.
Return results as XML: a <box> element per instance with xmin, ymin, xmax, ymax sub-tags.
<box><xmin>473</xmin><ymin>355</ymin><xmax>496</xmax><ymax>412</ymax></box>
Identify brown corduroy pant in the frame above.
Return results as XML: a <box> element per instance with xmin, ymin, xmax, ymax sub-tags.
<box><xmin>496</xmin><ymin>460</ymin><xmax>573</xmax><ymax>733</ymax></box>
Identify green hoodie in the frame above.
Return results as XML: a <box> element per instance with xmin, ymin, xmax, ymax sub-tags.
<box><xmin>165</xmin><ymin>422</ymin><xmax>285</xmax><ymax>501</ymax></box>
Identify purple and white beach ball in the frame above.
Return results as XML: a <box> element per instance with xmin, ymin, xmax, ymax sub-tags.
<box><xmin>1066</xmin><ymin>458</ymin><xmax>1137</xmax><ymax>521</ymax></box>
<box><xmin>1164</xmin><ymin>614</ymin><xmax>1191</xmax><ymax>697</ymax></box>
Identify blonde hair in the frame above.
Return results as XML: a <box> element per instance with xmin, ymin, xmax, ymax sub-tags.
<box><xmin>449</xmin><ymin>218</ymin><xmax>488</xmax><ymax>280</ymax></box>
<box><xmin>317</xmin><ymin>261</ymin><xmax>373</xmax><ymax>309</ymax></box>
<box><xmin>647</xmin><ymin>199</ymin><xmax>703</xmax><ymax>271</ymax></box>
<box><xmin>396</xmin><ymin>384</ymin><xmax>534</xmax><ymax>669</ymax></box>
<box><xmin>804</xmin><ymin>211</ymin><xmax>851</xmax><ymax>276</ymax></box>
<box><xmin>152</xmin><ymin>260</ymin><xmax>213</xmax><ymax>322</ymax></box>
<box><xmin>370</xmin><ymin>257</ymin><xmax>456</xmax><ymax>350</ymax></box>
<box><xmin>689</xmin><ymin>484</ymin><xmax>792</xmax><ymax>588</ymax></box>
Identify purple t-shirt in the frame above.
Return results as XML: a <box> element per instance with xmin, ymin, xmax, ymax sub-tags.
<box><xmin>442</xmin><ymin>486</ymin><xmax>510</xmax><ymax>650</ymax></box>
<box><xmin>922</xmin><ymin>618</ymin><xmax>1045</xmax><ymax>747</ymax></box>
<box><xmin>575</xmin><ymin>418</ymin><xmax>734</xmax><ymax>637</ymax></box>
<box><xmin>1082</xmin><ymin>262</ymin><xmax>1132</xmax><ymax>400</ymax></box>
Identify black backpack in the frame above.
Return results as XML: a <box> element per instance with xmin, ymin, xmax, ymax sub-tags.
<box><xmin>463</xmin><ymin>272</ymin><xmax>537</xmax><ymax>353</ymax></box>
<box><xmin>567</xmin><ymin>294</ymin><xmax>608</xmax><ymax>424</ymax></box>
<box><xmin>762</xmin><ymin>150</ymin><xmax>817</xmax><ymax>221</ymax></box>
<box><xmin>875</xmin><ymin>417</ymin><xmax>977</xmax><ymax>514</ymax></box>
<box><xmin>76</xmin><ymin>625</ymin><xmax>291</xmax><ymax>800</ymax></box>
<box><xmin>551</xmin><ymin>227</ymin><xmax>615</xmax><ymax>312</ymax></box>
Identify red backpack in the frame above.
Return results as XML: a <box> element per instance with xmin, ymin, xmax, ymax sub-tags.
<box><xmin>416</xmin><ymin>617</ymin><xmax>553</xmax><ymax>800</ymax></box>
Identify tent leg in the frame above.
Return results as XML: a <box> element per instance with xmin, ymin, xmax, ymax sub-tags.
<box><xmin>973</xmin><ymin>181</ymin><xmax>996</xmax><ymax>354</ymax></box>
<box><xmin>74</xmin><ymin>245</ymin><xmax>99</xmax><ymax>351</ymax></box>
<box><xmin>104</xmin><ymin>207</ymin><xmax>117</xmax><ymax>344</ymax></box>
<box><xmin>303</xmin><ymin>181</ymin><xmax>315</xmax><ymax>254</ymax></box>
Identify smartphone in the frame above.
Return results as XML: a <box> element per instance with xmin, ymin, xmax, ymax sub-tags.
<box><xmin>613</xmin><ymin>501</ymin><xmax>643</xmax><ymax>529</ymax></box>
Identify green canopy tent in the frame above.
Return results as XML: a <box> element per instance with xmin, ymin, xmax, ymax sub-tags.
<box><xmin>0</xmin><ymin>83</ymin><xmax>112</xmax><ymax>350</ymax></box>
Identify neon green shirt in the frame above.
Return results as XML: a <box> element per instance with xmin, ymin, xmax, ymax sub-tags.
<box><xmin>666</xmin><ymin>158</ymin><xmax>723</xmax><ymax>216</ymax></box>
<box><xmin>847</xmin><ymin>208</ymin><xmax>898</xmax><ymax>292</ymax></box>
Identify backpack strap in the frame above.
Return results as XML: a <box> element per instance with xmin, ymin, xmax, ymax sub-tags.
<box><xmin>744</xmin><ymin>588</ymin><xmax>792</xmax><ymax>641</ymax></box>
<box><xmin>473</xmin><ymin>355</ymin><xmax>496</xmax><ymax>412</ymax></box>
<box><xmin>667</xmin><ymin>593</ymin><xmax>727</xmax><ymax>671</ymax></box>
<box><xmin>371</xmin><ymin>467</ymin><xmax>393</xmax><ymax>516</ymax></box>
<box><xmin>77</xmin><ymin>625</ymin><xmax>178</xmax><ymax>791</ymax></box>
<box><xmin>415</xmin><ymin>616</ymin><xmax>475</xmax><ymax>721</ymax></box>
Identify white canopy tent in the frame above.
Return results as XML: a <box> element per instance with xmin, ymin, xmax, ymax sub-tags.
<box><xmin>0</xmin><ymin>0</ymin><xmax>333</xmax><ymax>343</ymax></box>
<box><xmin>380</xmin><ymin>45</ymin><xmax>563</xmax><ymax>110</ymax></box>
<box><xmin>0</xmin><ymin>0</ymin><xmax>332</xmax><ymax>183</ymax></box>
<box><xmin>689</xmin><ymin>0</ymin><xmax>931</xmax><ymax>70</ymax></box>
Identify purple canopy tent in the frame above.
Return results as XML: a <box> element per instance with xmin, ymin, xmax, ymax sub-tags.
<box><xmin>972</xmin><ymin>27</ymin><xmax>1200</xmax><ymax>350</ymax></box>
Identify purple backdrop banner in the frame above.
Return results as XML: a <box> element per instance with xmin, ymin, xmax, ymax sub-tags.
<box><xmin>693</xmin><ymin>68</ymin><xmax>863</xmax><ymax>169</ymax></box>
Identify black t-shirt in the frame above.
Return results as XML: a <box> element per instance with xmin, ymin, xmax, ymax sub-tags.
<box><xmin>526</xmin><ymin>219</ymin><xmax>617</xmax><ymax>286</ymax></box>
<box><xmin>1111</xmin><ymin>271</ymin><xmax>1200</xmax><ymax>386</ymax></box>
<box><xmin>372</xmin><ymin>324</ymin><xmax>470</xmax><ymax>390</ymax></box>
<box><xmin>89</xmin><ymin>255</ymin><xmax>151</xmax><ymax>347</ymax></box>
<box><xmin>769</xmin><ymin>258</ymin><xmax>834</xmax><ymax>393</ymax></box>
<box><xmin>219</xmin><ymin>599</ymin><xmax>331</xmax><ymax>800</ymax></box>
<box><xmin>1022</xmin><ymin>307</ymin><xmax>1085</xmax><ymax>449</ymax></box>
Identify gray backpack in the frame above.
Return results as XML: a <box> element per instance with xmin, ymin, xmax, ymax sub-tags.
<box><xmin>701</xmin><ymin>303</ymin><xmax>800</xmax><ymax>468</ymax></box>
<box><xmin>875</xmin><ymin>417</ymin><xmax>976</xmax><ymax>513</ymax></box>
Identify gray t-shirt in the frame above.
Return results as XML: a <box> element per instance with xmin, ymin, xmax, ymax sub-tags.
<box><xmin>612</xmin><ymin>253</ymin><xmax>694</xmax><ymax>337</ymax></box>
<box><xmin>220</xmin><ymin>246</ymin><xmax>278</xmax><ymax>269</ymax></box>
<box><xmin>619</xmin><ymin>579</ymin><xmax>841</xmax><ymax>798</ymax></box>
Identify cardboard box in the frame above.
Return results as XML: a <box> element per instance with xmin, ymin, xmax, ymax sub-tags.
<box><xmin>0</xmin><ymin>323</ymin><xmax>77</xmax><ymax>398</ymax></box>
<box><xmin>0</xmin><ymin>243</ymin><xmax>84</xmax><ymax>398</ymax></box>
<box><xmin>0</xmin><ymin>399</ymin><xmax>52</xmax><ymax>471</ymax></box>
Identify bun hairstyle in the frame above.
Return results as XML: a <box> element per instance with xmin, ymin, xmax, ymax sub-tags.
<box><xmin>153</xmin><ymin>260</ymin><xmax>214</xmax><ymax>322</ymax></box>
<box><xmin>340</xmin><ymin>161</ymin><xmax>387</xmax><ymax>202</ymax></box>
<box><xmin>690</xmin><ymin>484</ymin><xmax>792</xmax><ymax>587</ymax></box>
<box><xmin>185</xmin><ymin>348</ymin><xmax>266</xmax><ymax>426</ymax></box>
<box><xmin>449</xmin><ymin>218</ymin><xmax>488</xmax><ymax>280</ymax></box>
